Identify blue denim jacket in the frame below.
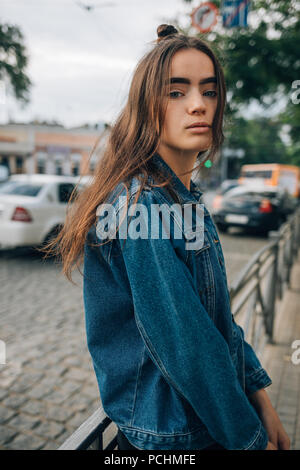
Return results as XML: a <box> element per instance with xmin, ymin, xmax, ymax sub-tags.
<box><xmin>83</xmin><ymin>153</ymin><xmax>272</xmax><ymax>450</ymax></box>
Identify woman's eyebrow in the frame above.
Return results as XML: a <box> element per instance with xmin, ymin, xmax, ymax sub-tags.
<box><xmin>168</xmin><ymin>76</ymin><xmax>217</xmax><ymax>85</ymax></box>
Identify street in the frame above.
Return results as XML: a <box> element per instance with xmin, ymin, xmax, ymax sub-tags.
<box><xmin>0</xmin><ymin>249</ymin><xmax>99</xmax><ymax>450</ymax></box>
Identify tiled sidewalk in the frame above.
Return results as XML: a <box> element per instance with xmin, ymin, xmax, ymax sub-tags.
<box><xmin>260</xmin><ymin>254</ymin><xmax>300</xmax><ymax>450</ymax></box>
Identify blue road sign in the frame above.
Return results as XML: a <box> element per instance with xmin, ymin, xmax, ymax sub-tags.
<box><xmin>222</xmin><ymin>0</ymin><xmax>250</xmax><ymax>28</ymax></box>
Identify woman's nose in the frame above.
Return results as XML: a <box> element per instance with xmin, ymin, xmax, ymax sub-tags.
<box><xmin>187</xmin><ymin>92</ymin><xmax>206</xmax><ymax>114</ymax></box>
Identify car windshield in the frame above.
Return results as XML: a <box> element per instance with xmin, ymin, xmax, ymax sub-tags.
<box><xmin>0</xmin><ymin>181</ymin><xmax>42</xmax><ymax>197</ymax></box>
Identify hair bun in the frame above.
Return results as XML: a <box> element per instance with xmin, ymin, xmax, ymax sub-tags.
<box><xmin>156</xmin><ymin>24</ymin><xmax>178</xmax><ymax>42</ymax></box>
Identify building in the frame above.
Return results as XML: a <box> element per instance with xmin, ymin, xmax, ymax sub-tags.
<box><xmin>0</xmin><ymin>122</ymin><xmax>110</xmax><ymax>176</ymax></box>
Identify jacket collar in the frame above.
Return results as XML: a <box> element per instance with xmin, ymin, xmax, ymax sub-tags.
<box><xmin>150</xmin><ymin>152</ymin><xmax>203</xmax><ymax>204</ymax></box>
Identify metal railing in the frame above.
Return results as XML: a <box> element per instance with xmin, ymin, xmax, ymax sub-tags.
<box><xmin>58</xmin><ymin>207</ymin><xmax>300</xmax><ymax>450</ymax></box>
<box><xmin>229</xmin><ymin>207</ymin><xmax>300</xmax><ymax>357</ymax></box>
<box><xmin>58</xmin><ymin>406</ymin><xmax>118</xmax><ymax>450</ymax></box>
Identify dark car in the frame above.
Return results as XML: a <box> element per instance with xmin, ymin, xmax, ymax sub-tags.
<box><xmin>212</xmin><ymin>184</ymin><xmax>297</xmax><ymax>235</ymax></box>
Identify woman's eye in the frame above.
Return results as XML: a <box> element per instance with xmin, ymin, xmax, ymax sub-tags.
<box><xmin>169</xmin><ymin>91</ymin><xmax>184</xmax><ymax>98</ymax></box>
<box><xmin>204</xmin><ymin>90</ymin><xmax>217</xmax><ymax>97</ymax></box>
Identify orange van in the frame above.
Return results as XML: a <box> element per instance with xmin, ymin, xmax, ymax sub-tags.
<box><xmin>239</xmin><ymin>164</ymin><xmax>300</xmax><ymax>198</ymax></box>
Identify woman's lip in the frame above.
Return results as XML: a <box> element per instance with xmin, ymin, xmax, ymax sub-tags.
<box><xmin>186</xmin><ymin>126</ymin><xmax>211</xmax><ymax>133</ymax></box>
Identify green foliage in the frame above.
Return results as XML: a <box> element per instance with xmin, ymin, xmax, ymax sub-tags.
<box><xmin>0</xmin><ymin>23</ymin><xmax>31</xmax><ymax>103</ymax></box>
<box><xmin>280</xmin><ymin>101</ymin><xmax>300</xmax><ymax>165</ymax></box>
<box><xmin>224</xmin><ymin>116</ymin><xmax>288</xmax><ymax>165</ymax></box>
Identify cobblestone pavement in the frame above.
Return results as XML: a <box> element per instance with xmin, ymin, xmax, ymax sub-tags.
<box><xmin>0</xmin><ymin>229</ymin><xmax>298</xmax><ymax>450</ymax></box>
<box><xmin>0</xmin><ymin>250</ymin><xmax>100</xmax><ymax>450</ymax></box>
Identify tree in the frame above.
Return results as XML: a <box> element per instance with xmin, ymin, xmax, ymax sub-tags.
<box><xmin>279</xmin><ymin>101</ymin><xmax>300</xmax><ymax>165</ymax></box>
<box><xmin>224</xmin><ymin>116</ymin><xmax>288</xmax><ymax>165</ymax></box>
<box><xmin>0</xmin><ymin>22</ymin><xmax>31</xmax><ymax>104</ymax></box>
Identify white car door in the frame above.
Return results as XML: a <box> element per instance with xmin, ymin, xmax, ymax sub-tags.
<box><xmin>33</xmin><ymin>182</ymin><xmax>76</xmax><ymax>243</ymax></box>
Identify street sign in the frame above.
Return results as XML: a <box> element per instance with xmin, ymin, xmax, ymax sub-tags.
<box><xmin>191</xmin><ymin>2</ymin><xmax>219</xmax><ymax>33</ymax></box>
<box><xmin>222</xmin><ymin>0</ymin><xmax>250</xmax><ymax>28</ymax></box>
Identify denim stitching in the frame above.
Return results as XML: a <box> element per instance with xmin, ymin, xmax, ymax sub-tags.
<box><xmin>195</xmin><ymin>242</ymin><xmax>211</xmax><ymax>256</ymax></box>
<box><xmin>247</xmin><ymin>367</ymin><xmax>267</xmax><ymax>379</ymax></box>
<box><xmin>244</xmin><ymin>422</ymin><xmax>263</xmax><ymax>450</ymax></box>
<box><xmin>119</xmin><ymin>424</ymin><xmax>207</xmax><ymax>438</ymax></box>
<box><xmin>130</xmin><ymin>343</ymin><xmax>146</xmax><ymax>427</ymax></box>
<box><xmin>206</xmin><ymin>248</ymin><xmax>215</xmax><ymax>321</ymax></box>
<box><xmin>200</xmin><ymin>229</ymin><xmax>216</xmax><ymax>320</ymax></box>
<box><xmin>241</xmin><ymin>326</ymin><xmax>246</xmax><ymax>391</ymax></box>
<box><xmin>133</xmin><ymin>313</ymin><xmax>189</xmax><ymax>402</ymax></box>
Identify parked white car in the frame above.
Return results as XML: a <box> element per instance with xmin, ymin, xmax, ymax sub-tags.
<box><xmin>0</xmin><ymin>174</ymin><xmax>82</xmax><ymax>250</ymax></box>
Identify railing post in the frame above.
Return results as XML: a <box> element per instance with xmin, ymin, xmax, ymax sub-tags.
<box><xmin>265</xmin><ymin>235</ymin><xmax>280</xmax><ymax>343</ymax></box>
<box><xmin>89</xmin><ymin>434</ymin><xmax>102</xmax><ymax>450</ymax></box>
<box><xmin>286</xmin><ymin>227</ymin><xmax>293</xmax><ymax>289</ymax></box>
<box><xmin>292</xmin><ymin>208</ymin><xmax>300</xmax><ymax>260</ymax></box>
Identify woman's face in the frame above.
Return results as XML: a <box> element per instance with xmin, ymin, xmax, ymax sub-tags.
<box><xmin>158</xmin><ymin>48</ymin><xmax>218</xmax><ymax>159</ymax></box>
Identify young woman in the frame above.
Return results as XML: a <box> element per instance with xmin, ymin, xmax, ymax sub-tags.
<box><xmin>45</xmin><ymin>24</ymin><xmax>290</xmax><ymax>450</ymax></box>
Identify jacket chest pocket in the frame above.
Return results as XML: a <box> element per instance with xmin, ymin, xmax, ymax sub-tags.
<box><xmin>194</xmin><ymin>237</ymin><xmax>215</xmax><ymax>322</ymax></box>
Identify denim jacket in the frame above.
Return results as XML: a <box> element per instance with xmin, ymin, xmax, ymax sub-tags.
<box><xmin>83</xmin><ymin>153</ymin><xmax>272</xmax><ymax>450</ymax></box>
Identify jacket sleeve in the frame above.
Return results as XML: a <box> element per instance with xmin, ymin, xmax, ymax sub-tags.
<box><xmin>113</xmin><ymin>191</ymin><xmax>268</xmax><ymax>450</ymax></box>
<box><xmin>232</xmin><ymin>320</ymin><xmax>272</xmax><ymax>396</ymax></box>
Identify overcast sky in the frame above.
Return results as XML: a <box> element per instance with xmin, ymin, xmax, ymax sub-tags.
<box><xmin>0</xmin><ymin>0</ymin><xmax>196</xmax><ymax>128</ymax></box>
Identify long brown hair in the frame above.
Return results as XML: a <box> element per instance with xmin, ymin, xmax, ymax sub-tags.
<box><xmin>40</xmin><ymin>24</ymin><xmax>227</xmax><ymax>283</ymax></box>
